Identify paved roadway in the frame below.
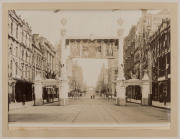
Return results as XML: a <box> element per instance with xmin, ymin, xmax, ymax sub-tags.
<box><xmin>9</xmin><ymin>91</ymin><xmax>170</xmax><ymax>124</ymax></box>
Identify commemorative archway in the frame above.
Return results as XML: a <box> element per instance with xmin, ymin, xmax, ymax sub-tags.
<box><xmin>34</xmin><ymin>74</ymin><xmax>61</xmax><ymax>106</ymax></box>
<box><xmin>34</xmin><ymin>16</ymin><xmax>151</xmax><ymax>106</ymax></box>
<box><xmin>51</xmin><ymin>16</ymin><xmax>127</xmax><ymax>106</ymax></box>
<box><xmin>124</xmin><ymin>70</ymin><xmax>151</xmax><ymax>106</ymax></box>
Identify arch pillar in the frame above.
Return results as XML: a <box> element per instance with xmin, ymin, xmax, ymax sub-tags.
<box><xmin>59</xmin><ymin>27</ymin><xmax>69</xmax><ymax>106</ymax></box>
<box><xmin>141</xmin><ymin>70</ymin><xmax>151</xmax><ymax>106</ymax></box>
<box><xmin>34</xmin><ymin>74</ymin><xmax>43</xmax><ymax>106</ymax></box>
<box><xmin>116</xmin><ymin>27</ymin><xmax>126</xmax><ymax>106</ymax></box>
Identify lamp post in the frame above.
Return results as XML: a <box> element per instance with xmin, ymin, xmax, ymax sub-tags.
<box><xmin>164</xmin><ymin>64</ymin><xmax>169</xmax><ymax>105</ymax></box>
<box><xmin>58</xmin><ymin>16</ymin><xmax>69</xmax><ymax>106</ymax></box>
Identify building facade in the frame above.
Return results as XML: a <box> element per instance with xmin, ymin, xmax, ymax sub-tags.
<box><xmin>8</xmin><ymin>10</ymin><xmax>33</xmax><ymax>103</ymax></box>
<box><xmin>123</xmin><ymin>25</ymin><xmax>136</xmax><ymax>80</ymax></box>
<box><xmin>123</xmin><ymin>9</ymin><xmax>171</xmax><ymax>101</ymax></box>
<box><xmin>123</xmin><ymin>25</ymin><xmax>139</xmax><ymax>99</ymax></box>
<box><xmin>8</xmin><ymin>10</ymin><xmax>56</xmax><ymax>103</ymax></box>
<box><xmin>148</xmin><ymin>19</ymin><xmax>171</xmax><ymax>102</ymax></box>
<box><xmin>32</xmin><ymin>34</ymin><xmax>56</xmax><ymax>80</ymax></box>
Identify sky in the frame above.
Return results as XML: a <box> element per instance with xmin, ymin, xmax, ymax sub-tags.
<box><xmin>73</xmin><ymin>58</ymin><xmax>108</xmax><ymax>87</ymax></box>
<box><xmin>15</xmin><ymin>9</ymin><xmax>160</xmax><ymax>87</ymax></box>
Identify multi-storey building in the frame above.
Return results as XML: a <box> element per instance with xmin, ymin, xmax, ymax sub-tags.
<box><xmin>123</xmin><ymin>9</ymin><xmax>171</xmax><ymax>100</ymax></box>
<box><xmin>8</xmin><ymin>10</ymin><xmax>33</xmax><ymax>103</ymax></box>
<box><xmin>8</xmin><ymin>10</ymin><xmax>56</xmax><ymax>103</ymax></box>
<box><xmin>32</xmin><ymin>34</ymin><xmax>56</xmax><ymax>80</ymax></box>
<box><xmin>123</xmin><ymin>25</ymin><xmax>136</xmax><ymax>80</ymax></box>
<box><xmin>123</xmin><ymin>25</ymin><xmax>138</xmax><ymax>99</ymax></box>
<box><xmin>148</xmin><ymin>19</ymin><xmax>171</xmax><ymax>102</ymax></box>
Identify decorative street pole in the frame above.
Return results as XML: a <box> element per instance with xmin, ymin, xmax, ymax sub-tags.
<box><xmin>148</xmin><ymin>51</ymin><xmax>153</xmax><ymax>106</ymax></box>
<box><xmin>59</xmin><ymin>17</ymin><xmax>69</xmax><ymax>106</ymax></box>
<box><xmin>116</xmin><ymin>17</ymin><xmax>126</xmax><ymax>106</ymax></box>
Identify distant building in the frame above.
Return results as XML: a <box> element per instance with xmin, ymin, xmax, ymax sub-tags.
<box><xmin>68</xmin><ymin>60</ymin><xmax>84</xmax><ymax>92</ymax></box>
<box><xmin>32</xmin><ymin>34</ymin><xmax>56</xmax><ymax>79</ymax></box>
<box><xmin>107</xmin><ymin>50</ymin><xmax>118</xmax><ymax>97</ymax></box>
<box><xmin>96</xmin><ymin>63</ymin><xmax>108</xmax><ymax>96</ymax></box>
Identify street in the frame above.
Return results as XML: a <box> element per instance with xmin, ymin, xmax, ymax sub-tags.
<box><xmin>8</xmin><ymin>92</ymin><xmax>170</xmax><ymax>124</ymax></box>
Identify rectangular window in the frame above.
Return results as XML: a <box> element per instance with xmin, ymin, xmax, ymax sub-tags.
<box><xmin>25</xmin><ymin>66</ymin><xmax>27</xmax><ymax>77</ymax></box>
<box><xmin>29</xmin><ymin>37</ymin><xmax>31</xmax><ymax>48</ymax></box>
<box><xmin>25</xmin><ymin>33</ymin><xmax>27</xmax><ymax>45</ymax></box>
<box><xmin>21</xmin><ymin>66</ymin><xmax>23</xmax><ymax>77</ymax></box>
<box><xmin>22</xmin><ymin>31</ymin><xmax>24</xmax><ymax>42</ymax></box>
<box><xmin>22</xmin><ymin>51</ymin><xmax>24</xmax><ymax>60</ymax></box>
<box><xmin>11</xmin><ymin>22</ymin><xmax>13</xmax><ymax>34</ymax></box>
<box><xmin>16</xmin><ymin>62</ymin><xmax>18</xmax><ymax>75</ymax></box>
<box><xmin>16</xmin><ymin>47</ymin><xmax>18</xmax><ymax>57</ymax></box>
<box><xmin>10</xmin><ymin>60</ymin><xmax>13</xmax><ymax>72</ymax></box>
<box><xmin>16</xmin><ymin>25</ymin><xmax>18</xmax><ymax>39</ymax></box>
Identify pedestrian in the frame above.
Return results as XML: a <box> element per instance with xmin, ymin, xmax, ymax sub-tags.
<box><xmin>91</xmin><ymin>95</ymin><xmax>92</xmax><ymax>99</ymax></box>
<box><xmin>22</xmin><ymin>94</ymin><xmax>26</xmax><ymax>106</ymax></box>
<box><xmin>163</xmin><ymin>91</ymin><xmax>167</xmax><ymax>105</ymax></box>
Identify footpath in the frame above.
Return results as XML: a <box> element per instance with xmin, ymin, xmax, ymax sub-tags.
<box><xmin>9</xmin><ymin>101</ymin><xmax>34</xmax><ymax>110</ymax></box>
<box><xmin>103</xmin><ymin>96</ymin><xmax>170</xmax><ymax>110</ymax></box>
<box><xmin>126</xmin><ymin>99</ymin><xmax>170</xmax><ymax>110</ymax></box>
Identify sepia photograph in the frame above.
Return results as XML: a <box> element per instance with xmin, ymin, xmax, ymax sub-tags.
<box><xmin>1</xmin><ymin>1</ymin><xmax>178</xmax><ymax>138</ymax></box>
<box><xmin>7</xmin><ymin>8</ymin><xmax>171</xmax><ymax>125</ymax></box>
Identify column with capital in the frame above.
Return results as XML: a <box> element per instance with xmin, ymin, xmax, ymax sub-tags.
<box><xmin>59</xmin><ymin>18</ymin><xmax>69</xmax><ymax>106</ymax></box>
<box><xmin>116</xmin><ymin>17</ymin><xmax>126</xmax><ymax>106</ymax></box>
